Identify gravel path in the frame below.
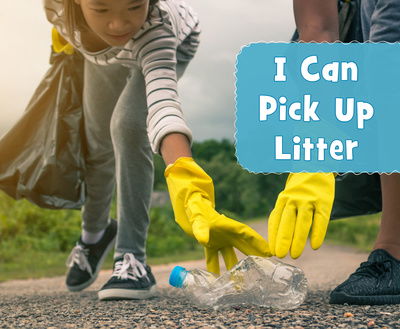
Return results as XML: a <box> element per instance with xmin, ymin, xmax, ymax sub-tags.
<box><xmin>1</xmin><ymin>221</ymin><xmax>399</xmax><ymax>328</ymax></box>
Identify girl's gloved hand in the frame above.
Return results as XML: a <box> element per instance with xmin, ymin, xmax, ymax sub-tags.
<box><xmin>165</xmin><ymin>157</ymin><xmax>271</xmax><ymax>275</ymax></box>
<box><xmin>268</xmin><ymin>173</ymin><xmax>335</xmax><ymax>259</ymax></box>
<box><xmin>52</xmin><ymin>27</ymin><xmax>74</xmax><ymax>55</ymax></box>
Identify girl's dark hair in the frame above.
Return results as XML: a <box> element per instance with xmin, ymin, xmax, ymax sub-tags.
<box><xmin>63</xmin><ymin>0</ymin><xmax>160</xmax><ymax>45</ymax></box>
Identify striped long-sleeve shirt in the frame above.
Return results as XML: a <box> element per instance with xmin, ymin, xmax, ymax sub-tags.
<box><xmin>44</xmin><ymin>0</ymin><xmax>200</xmax><ymax>154</ymax></box>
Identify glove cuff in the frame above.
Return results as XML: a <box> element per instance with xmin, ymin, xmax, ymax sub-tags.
<box><xmin>287</xmin><ymin>172</ymin><xmax>336</xmax><ymax>182</ymax></box>
<box><xmin>164</xmin><ymin>157</ymin><xmax>194</xmax><ymax>177</ymax></box>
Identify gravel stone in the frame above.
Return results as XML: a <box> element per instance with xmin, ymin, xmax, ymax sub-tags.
<box><xmin>0</xmin><ymin>290</ymin><xmax>399</xmax><ymax>328</ymax></box>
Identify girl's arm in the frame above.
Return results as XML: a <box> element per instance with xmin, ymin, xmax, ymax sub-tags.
<box><xmin>160</xmin><ymin>133</ymin><xmax>192</xmax><ymax>165</ymax></box>
<box><xmin>293</xmin><ymin>0</ymin><xmax>339</xmax><ymax>42</ymax></box>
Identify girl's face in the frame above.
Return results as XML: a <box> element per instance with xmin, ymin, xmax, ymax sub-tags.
<box><xmin>75</xmin><ymin>0</ymin><xmax>150</xmax><ymax>46</ymax></box>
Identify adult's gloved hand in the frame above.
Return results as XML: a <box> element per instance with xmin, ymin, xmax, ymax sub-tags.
<box><xmin>165</xmin><ymin>157</ymin><xmax>271</xmax><ymax>275</ymax></box>
<box><xmin>268</xmin><ymin>173</ymin><xmax>335</xmax><ymax>259</ymax></box>
<box><xmin>52</xmin><ymin>27</ymin><xmax>74</xmax><ymax>55</ymax></box>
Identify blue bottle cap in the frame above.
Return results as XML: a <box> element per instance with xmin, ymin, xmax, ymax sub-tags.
<box><xmin>169</xmin><ymin>266</ymin><xmax>188</xmax><ymax>288</ymax></box>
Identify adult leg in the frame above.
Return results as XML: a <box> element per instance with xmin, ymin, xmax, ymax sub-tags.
<box><xmin>330</xmin><ymin>173</ymin><xmax>400</xmax><ymax>305</ymax></box>
<box><xmin>329</xmin><ymin>0</ymin><xmax>400</xmax><ymax>305</ymax></box>
<box><xmin>366</xmin><ymin>0</ymin><xmax>400</xmax><ymax>257</ymax></box>
<box><xmin>374</xmin><ymin>174</ymin><xmax>400</xmax><ymax>259</ymax></box>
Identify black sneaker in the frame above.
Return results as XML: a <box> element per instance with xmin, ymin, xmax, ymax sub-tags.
<box><xmin>98</xmin><ymin>253</ymin><xmax>157</xmax><ymax>300</ymax></box>
<box><xmin>65</xmin><ymin>219</ymin><xmax>117</xmax><ymax>292</ymax></box>
<box><xmin>330</xmin><ymin>249</ymin><xmax>400</xmax><ymax>305</ymax></box>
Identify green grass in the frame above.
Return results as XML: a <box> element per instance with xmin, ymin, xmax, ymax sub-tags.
<box><xmin>0</xmin><ymin>248</ymin><xmax>204</xmax><ymax>282</ymax></box>
<box><xmin>325</xmin><ymin>213</ymin><xmax>381</xmax><ymax>252</ymax></box>
<box><xmin>0</xmin><ymin>251</ymin><xmax>72</xmax><ymax>282</ymax></box>
<box><xmin>0</xmin><ymin>190</ymin><xmax>203</xmax><ymax>282</ymax></box>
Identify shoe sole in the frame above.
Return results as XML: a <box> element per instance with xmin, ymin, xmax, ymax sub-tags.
<box><xmin>330</xmin><ymin>291</ymin><xmax>400</xmax><ymax>305</ymax></box>
<box><xmin>66</xmin><ymin>236</ymin><xmax>116</xmax><ymax>292</ymax></box>
<box><xmin>98</xmin><ymin>285</ymin><xmax>157</xmax><ymax>301</ymax></box>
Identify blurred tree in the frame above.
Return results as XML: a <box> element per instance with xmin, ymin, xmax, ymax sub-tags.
<box><xmin>192</xmin><ymin>139</ymin><xmax>235</xmax><ymax>162</ymax></box>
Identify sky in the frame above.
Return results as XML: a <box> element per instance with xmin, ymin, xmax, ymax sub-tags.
<box><xmin>0</xmin><ymin>0</ymin><xmax>295</xmax><ymax>141</ymax></box>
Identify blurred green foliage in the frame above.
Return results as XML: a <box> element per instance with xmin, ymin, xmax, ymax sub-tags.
<box><xmin>146</xmin><ymin>206</ymin><xmax>200</xmax><ymax>257</ymax></box>
<box><xmin>0</xmin><ymin>193</ymin><xmax>197</xmax><ymax>262</ymax></box>
<box><xmin>325</xmin><ymin>213</ymin><xmax>381</xmax><ymax>251</ymax></box>
<box><xmin>0</xmin><ymin>195</ymin><xmax>82</xmax><ymax>263</ymax></box>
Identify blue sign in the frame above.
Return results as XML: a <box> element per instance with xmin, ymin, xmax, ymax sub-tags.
<box><xmin>235</xmin><ymin>42</ymin><xmax>400</xmax><ymax>173</ymax></box>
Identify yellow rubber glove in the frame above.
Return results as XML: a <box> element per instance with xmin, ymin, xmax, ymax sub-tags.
<box><xmin>51</xmin><ymin>27</ymin><xmax>74</xmax><ymax>55</ymax></box>
<box><xmin>165</xmin><ymin>157</ymin><xmax>271</xmax><ymax>275</ymax></box>
<box><xmin>268</xmin><ymin>173</ymin><xmax>335</xmax><ymax>259</ymax></box>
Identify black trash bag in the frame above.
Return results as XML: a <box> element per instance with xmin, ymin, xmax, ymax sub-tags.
<box><xmin>331</xmin><ymin>173</ymin><xmax>382</xmax><ymax>220</ymax></box>
<box><xmin>0</xmin><ymin>50</ymin><xmax>85</xmax><ymax>209</ymax></box>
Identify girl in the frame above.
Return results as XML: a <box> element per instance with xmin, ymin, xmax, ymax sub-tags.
<box><xmin>44</xmin><ymin>0</ymin><xmax>269</xmax><ymax>301</ymax></box>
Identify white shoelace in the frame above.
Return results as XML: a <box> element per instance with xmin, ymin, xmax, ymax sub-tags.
<box><xmin>112</xmin><ymin>253</ymin><xmax>148</xmax><ymax>281</ymax></box>
<box><xmin>66</xmin><ymin>245</ymin><xmax>93</xmax><ymax>276</ymax></box>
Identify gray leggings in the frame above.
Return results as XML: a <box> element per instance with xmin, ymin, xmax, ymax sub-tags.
<box><xmin>82</xmin><ymin>60</ymin><xmax>187</xmax><ymax>262</ymax></box>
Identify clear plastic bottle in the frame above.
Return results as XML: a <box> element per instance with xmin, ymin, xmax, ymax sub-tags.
<box><xmin>169</xmin><ymin>256</ymin><xmax>308</xmax><ymax>309</ymax></box>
